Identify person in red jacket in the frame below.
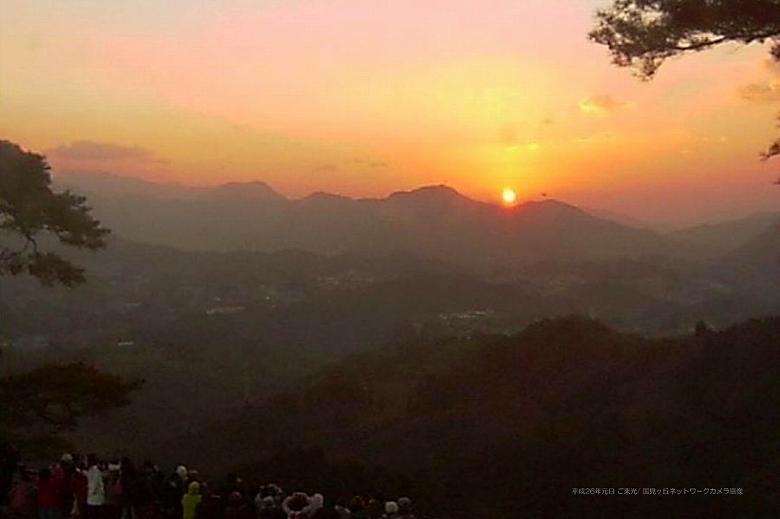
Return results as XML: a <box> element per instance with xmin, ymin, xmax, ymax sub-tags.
<box><xmin>71</xmin><ymin>463</ymin><xmax>89</xmax><ymax>518</ymax></box>
<box><xmin>37</xmin><ymin>468</ymin><xmax>64</xmax><ymax>519</ymax></box>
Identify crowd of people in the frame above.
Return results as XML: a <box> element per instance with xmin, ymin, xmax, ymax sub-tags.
<box><xmin>0</xmin><ymin>451</ymin><xmax>418</xmax><ymax>519</ymax></box>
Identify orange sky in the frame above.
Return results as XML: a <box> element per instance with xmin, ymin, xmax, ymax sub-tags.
<box><xmin>1</xmin><ymin>0</ymin><xmax>779</xmax><ymax>224</ymax></box>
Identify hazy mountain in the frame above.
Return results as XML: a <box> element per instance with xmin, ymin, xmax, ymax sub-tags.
<box><xmin>53</xmin><ymin>172</ymin><xmax>683</xmax><ymax>266</ymax></box>
<box><xmin>54</xmin><ymin>170</ymin><xmax>204</xmax><ymax>199</ymax></box>
<box><xmin>715</xmin><ymin>222</ymin><xmax>780</xmax><ymax>296</ymax></box>
<box><xmin>668</xmin><ymin>211</ymin><xmax>780</xmax><ymax>257</ymax></box>
<box><xmin>583</xmin><ymin>206</ymin><xmax>674</xmax><ymax>232</ymax></box>
<box><xmin>726</xmin><ymin>221</ymin><xmax>780</xmax><ymax>265</ymax></box>
<box><xmin>206</xmin><ymin>180</ymin><xmax>286</xmax><ymax>203</ymax></box>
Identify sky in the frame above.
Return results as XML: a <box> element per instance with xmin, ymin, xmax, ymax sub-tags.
<box><xmin>1</xmin><ymin>0</ymin><xmax>779</xmax><ymax>225</ymax></box>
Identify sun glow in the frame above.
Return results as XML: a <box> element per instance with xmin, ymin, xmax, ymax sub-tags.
<box><xmin>502</xmin><ymin>188</ymin><xmax>517</xmax><ymax>205</ymax></box>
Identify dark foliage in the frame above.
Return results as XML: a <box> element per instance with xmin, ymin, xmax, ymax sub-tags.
<box><xmin>0</xmin><ymin>141</ymin><xmax>138</xmax><ymax>455</ymax></box>
<box><xmin>176</xmin><ymin>316</ymin><xmax>780</xmax><ymax>517</ymax></box>
<box><xmin>0</xmin><ymin>140</ymin><xmax>109</xmax><ymax>286</ymax></box>
<box><xmin>0</xmin><ymin>362</ymin><xmax>141</xmax><ymax>455</ymax></box>
<box><xmin>590</xmin><ymin>0</ymin><xmax>780</xmax><ymax>159</ymax></box>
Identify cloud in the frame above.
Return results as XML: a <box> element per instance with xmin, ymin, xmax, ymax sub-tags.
<box><xmin>765</xmin><ymin>58</ymin><xmax>780</xmax><ymax>77</ymax></box>
<box><xmin>47</xmin><ymin>140</ymin><xmax>167</xmax><ymax>164</ymax></box>
<box><xmin>313</xmin><ymin>163</ymin><xmax>340</xmax><ymax>173</ymax></box>
<box><xmin>575</xmin><ymin>132</ymin><xmax>618</xmax><ymax>145</ymax></box>
<box><xmin>736</xmin><ymin>58</ymin><xmax>780</xmax><ymax>103</ymax></box>
<box><xmin>506</xmin><ymin>142</ymin><xmax>541</xmax><ymax>152</ymax></box>
<box><xmin>349</xmin><ymin>157</ymin><xmax>388</xmax><ymax>169</ymax></box>
<box><xmin>500</xmin><ymin>124</ymin><xmax>543</xmax><ymax>151</ymax></box>
<box><xmin>579</xmin><ymin>95</ymin><xmax>627</xmax><ymax>115</ymax></box>
<box><xmin>738</xmin><ymin>82</ymin><xmax>780</xmax><ymax>103</ymax></box>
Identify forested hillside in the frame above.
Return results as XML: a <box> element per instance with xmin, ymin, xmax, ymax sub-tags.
<box><xmin>169</xmin><ymin>316</ymin><xmax>780</xmax><ymax>517</ymax></box>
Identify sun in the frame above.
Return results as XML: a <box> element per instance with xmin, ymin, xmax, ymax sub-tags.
<box><xmin>502</xmin><ymin>188</ymin><xmax>517</xmax><ymax>205</ymax></box>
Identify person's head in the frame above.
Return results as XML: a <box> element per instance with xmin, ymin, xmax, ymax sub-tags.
<box><xmin>310</xmin><ymin>493</ymin><xmax>324</xmax><ymax>510</ymax></box>
<box><xmin>187</xmin><ymin>481</ymin><xmax>200</xmax><ymax>495</ymax></box>
<box><xmin>176</xmin><ymin>465</ymin><xmax>188</xmax><ymax>480</ymax></box>
<box><xmin>264</xmin><ymin>483</ymin><xmax>283</xmax><ymax>499</ymax></box>
<box><xmin>60</xmin><ymin>453</ymin><xmax>74</xmax><ymax>466</ymax></box>
<box><xmin>121</xmin><ymin>457</ymin><xmax>135</xmax><ymax>472</ymax></box>
<box><xmin>349</xmin><ymin>496</ymin><xmax>365</xmax><ymax>511</ymax></box>
<box><xmin>287</xmin><ymin>492</ymin><xmax>310</xmax><ymax>512</ymax></box>
<box><xmin>368</xmin><ymin>495</ymin><xmax>385</xmax><ymax>517</ymax></box>
<box><xmin>385</xmin><ymin>501</ymin><xmax>399</xmax><ymax>515</ymax></box>
<box><xmin>397</xmin><ymin>497</ymin><xmax>412</xmax><ymax>512</ymax></box>
<box><xmin>261</xmin><ymin>496</ymin><xmax>275</xmax><ymax>509</ymax></box>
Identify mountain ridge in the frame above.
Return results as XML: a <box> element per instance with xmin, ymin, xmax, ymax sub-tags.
<box><xmin>50</xmin><ymin>171</ymin><xmax>731</xmax><ymax>265</ymax></box>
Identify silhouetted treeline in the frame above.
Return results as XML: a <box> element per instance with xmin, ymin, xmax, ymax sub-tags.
<box><xmin>172</xmin><ymin>316</ymin><xmax>780</xmax><ymax>517</ymax></box>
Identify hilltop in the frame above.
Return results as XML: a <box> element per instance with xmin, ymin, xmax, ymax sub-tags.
<box><xmin>53</xmin><ymin>172</ymin><xmax>686</xmax><ymax>266</ymax></box>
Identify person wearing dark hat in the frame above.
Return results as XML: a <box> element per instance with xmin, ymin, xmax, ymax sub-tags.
<box><xmin>282</xmin><ymin>492</ymin><xmax>311</xmax><ymax>519</ymax></box>
<box><xmin>347</xmin><ymin>497</ymin><xmax>367</xmax><ymax>519</ymax></box>
<box><xmin>396</xmin><ymin>498</ymin><xmax>415</xmax><ymax>519</ymax></box>
<box><xmin>223</xmin><ymin>491</ymin><xmax>252</xmax><ymax>519</ymax></box>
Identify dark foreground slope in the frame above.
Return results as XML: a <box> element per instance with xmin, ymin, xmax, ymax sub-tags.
<box><xmin>173</xmin><ymin>316</ymin><xmax>780</xmax><ymax>518</ymax></box>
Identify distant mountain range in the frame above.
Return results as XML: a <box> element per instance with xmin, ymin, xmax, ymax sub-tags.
<box><xmin>668</xmin><ymin>211</ymin><xmax>780</xmax><ymax>256</ymax></box>
<box><xmin>57</xmin><ymin>171</ymin><xmax>775</xmax><ymax>266</ymax></box>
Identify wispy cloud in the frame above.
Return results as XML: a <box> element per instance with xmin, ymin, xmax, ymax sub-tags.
<box><xmin>738</xmin><ymin>82</ymin><xmax>780</xmax><ymax>103</ymax></box>
<box><xmin>765</xmin><ymin>58</ymin><xmax>780</xmax><ymax>77</ymax></box>
<box><xmin>736</xmin><ymin>58</ymin><xmax>780</xmax><ymax>103</ymax></box>
<box><xmin>313</xmin><ymin>163</ymin><xmax>340</xmax><ymax>173</ymax></box>
<box><xmin>575</xmin><ymin>132</ymin><xmax>618</xmax><ymax>145</ymax></box>
<box><xmin>349</xmin><ymin>157</ymin><xmax>388</xmax><ymax>169</ymax></box>
<box><xmin>47</xmin><ymin>140</ymin><xmax>168</xmax><ymax>164</ymax></box>
<box><xmin>579</xmin><ymin>95</ymin><xmax>627</xmax><ymax>115</ymax></box>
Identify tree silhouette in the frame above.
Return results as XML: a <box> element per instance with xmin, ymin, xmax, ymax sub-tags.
<box><xmin>0</xmin><ymin>139</ymin><xmax>109</xmax><ymax>286</ymax></box>
<box><xmin>590</xmin><ymin>0</ymin><xmax>780</xmax><ymax>159</ymax></box>
<box><xmin>0</xmin><ymin>140</ymin><xmax>137</xmax><ymax>451</ymax></box>
<box><xmin>0</xmin><ymin>363</ymin><xmax>141</xmax><ymax>443</ymax></box>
